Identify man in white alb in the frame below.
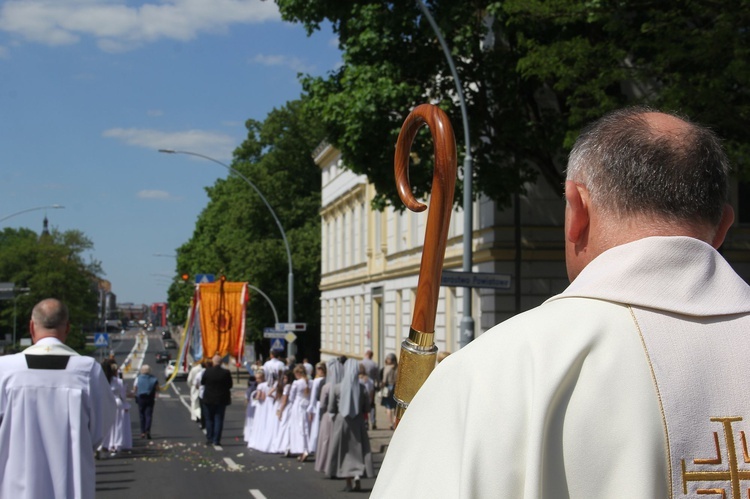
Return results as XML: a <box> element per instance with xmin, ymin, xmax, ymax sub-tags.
<box><xmin>372</xmin><ymin>107</ymin><xmax>750</xmax><ymax>498</ymax></box>
<box><xmin>0</xmin><ymin>298</ymin><xmax>117</xmax><ymax>499</ymax></box>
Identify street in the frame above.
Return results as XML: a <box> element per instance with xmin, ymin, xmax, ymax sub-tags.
<box><xmin>95</xmin><ymin>329</ymin><xmax>390</xmax><ymax>498</ymax></box>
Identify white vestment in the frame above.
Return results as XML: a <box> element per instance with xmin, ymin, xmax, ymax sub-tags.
<box><xmin>372</xmin><ymin>236</ymin><xmax>750</xmax><ymax>498</ymax></box>
<box><xmin>0</xmin><ymin>338</ymin><xmax>118</xmax><ymax>499</ymax></box>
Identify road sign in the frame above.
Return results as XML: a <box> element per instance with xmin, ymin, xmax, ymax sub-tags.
<box><xmin>440</xmin><ymin>270</ymin><xmax>512</xmax><ymax>289</ymax></box>
<box><xmin>275</xmin><ymin>322</ymin><xmax>307</xmax><ymax>332</ymax></box>
<box><xmin>94</xmin><ymin>332</ymin><xmax>110</xmax><ymax>348</ymax></box>
<box><xmin>269</xmin><ymin>338</ymin><xmax>286</xmax><ymax>351</ymax></box>
<box><xmin>195</xmin><ymin>274</ymin><xmax>215</xmax><ymax>284</ymax></box>
<box><xmin>284</xmin><ymin>332</ymin><xmax>297</xmax><ymax>343</ymax></box>
<box><xmin>263</xmin><ymin>327</ymin><xmax>286</xmax><ymax>339</ymax></box>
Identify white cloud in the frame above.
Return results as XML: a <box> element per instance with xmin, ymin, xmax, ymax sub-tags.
<box><xmin>147</xmin><ymin>109</ymin><xmax>163</xmax><ymax>117</ymax></box>
<box><xmin>136</xmin><ymin>189</ymin><xmax>179</xmax><ymax>200</ymax></box>
<box><xmin>0</xmin><ymin>0</ymin><xmax>280</xmax><ymax>52</ymax></box>
<box><xmin>102</xmin><ymin>127</ymin><xmax>236</xmax><ymax>161</ymax></box>
<box><xmin>252</xmin><ymin>53</ymin><xmax>315</xmax><ymax>73</ymax></box>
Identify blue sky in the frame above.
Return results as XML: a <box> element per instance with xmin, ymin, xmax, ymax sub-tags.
<box><xmin>0</xmin><ymin>0</ymin><xmax>341</xmax><ymax>305</ymax></box>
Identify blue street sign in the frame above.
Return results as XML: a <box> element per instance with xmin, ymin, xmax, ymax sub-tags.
<box><xmin>94</xmin><ymin>332</ymin><xmax>109</xmax><ymax>348</ymax></box>
<box><xmin>195</xmin><ymin>274</ymin><xmax>215</xmax><ymax>284</ymax></box>
<box><xmin>269</xmin><ymin>338</ymin><xmax>286</xmax><ymax>351</ymax></box>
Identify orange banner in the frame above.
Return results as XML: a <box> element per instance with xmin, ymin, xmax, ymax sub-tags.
<box><xmin>198</xmin><ymin>279</ymin><xmax>248</xmax><ymax>363</ymax></box>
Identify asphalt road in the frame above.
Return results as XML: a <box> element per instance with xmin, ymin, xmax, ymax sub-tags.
<box><xmin>95</xmin><ymin>329</ymin><xmax>391</xmax><ymax>498</ymax></box>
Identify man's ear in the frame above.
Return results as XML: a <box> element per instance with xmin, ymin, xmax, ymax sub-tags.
<box><xmin>711</xmin><ymin>204</ymin><xmax>735</xmax><ymax>249</ymax></box>
<box><xmin>565</xmin><ymin>181</ymin><xmax>590</xmax><ymax>245</ymax></box>
<box><xmin>29</xmin><ymin>320</ymin><xmax>37</xmax><ymax>343</ymax></box>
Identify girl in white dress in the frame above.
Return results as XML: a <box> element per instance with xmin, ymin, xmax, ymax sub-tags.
<box><xmin>271</xmin><ymin>370</ymin><xmax>294</xmax><ymax>454</ymax></box>
<box><xmin>306</xmin><ymin>362</ymin><xmax>326</xmax><ymax>457</ymax></box>
<box><xmin>249</xmin><ymin>371</ymin><xmax>277</xmax><ymax>452</ymax></box>
<box><xmin>288</xmin><ymin>365</ymin><xmax>312</xmax><ymax>461</ymax></box>
<box><xmin>243</xmin><ymin>372</ymin><xmax>260</xmax><ymax>444</ymax></box>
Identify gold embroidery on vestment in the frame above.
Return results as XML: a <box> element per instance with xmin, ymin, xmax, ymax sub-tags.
<box><xmin>741</xmin><ymin>432</ymin><xmax>750</xmax><ymax>464</ymax></box>
<box><xmin>694</xmin><ymin>432</ymin><xmax>723</xmax><ymax>465</ymax></box>
<box><xmin>629</xmin><ymin>307</ymin><xmax>673</xmax><ymax>498</ymax></box>
<box><xmin>681</xmin><ymin>417</ymin><xmax>750</xmax><ymax>499</ymax></box>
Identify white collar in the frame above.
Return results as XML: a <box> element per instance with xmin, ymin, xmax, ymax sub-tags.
<box><xmin>548</xmin><ymin>236</ymin><xmax>750</xmax><ymax>316</ymax></box>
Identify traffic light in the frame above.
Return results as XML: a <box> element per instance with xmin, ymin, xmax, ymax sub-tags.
<box><xmin>181</xmin><ymin>273</ymin><xmax>190</xmax><ymax>282</ymax></box>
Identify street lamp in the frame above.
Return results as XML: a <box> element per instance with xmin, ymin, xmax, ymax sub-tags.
<box><xmin>0</xmin><ymin>204</ymin><xmax>65</xmax><ymax>224</ymax></box>
<box><xmin>158</xmin><ymin>149</ymin><xmax>295</xmax><ymax>352</ymax></box>
<box><xmin>416</xmin><ymin>0</ymin><xmax>475</xmax><ymax>349</ymax></box>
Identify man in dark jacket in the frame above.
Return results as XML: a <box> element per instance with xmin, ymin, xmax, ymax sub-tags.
<box><xmin>201</xmin><ymin>354</ymin><xmax>233</xmax><ymax>446</ymax></box>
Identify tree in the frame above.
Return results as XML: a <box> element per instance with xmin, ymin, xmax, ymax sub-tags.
<box><xmin>275</xmin><ymin>0</ymin><xmax>750</xmax><ymax>210</ymax></box>
<box><xmin>0</xmin><ymin>227</ymin><xmax>102</xmax><ymax>351</ymax></box>
<box><xmin>168</xmin><ymin>98</ymin><xmax>325</xmax><ymax>360</ymax></box>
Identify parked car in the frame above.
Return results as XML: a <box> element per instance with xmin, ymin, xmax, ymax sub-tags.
<box><xmin>165</xmin><ymin>360</ymin><xmax>188</xmax><ymax>379</ymax></box>
<box><xmin>163</xmin><ymin>338</ymin><xmax>177</xmax><ymax>349</ymax></box>
<box><xmin>155</xmin><ymin>351</ymin><xmax>171</xmax><ymax>363</ymax></box>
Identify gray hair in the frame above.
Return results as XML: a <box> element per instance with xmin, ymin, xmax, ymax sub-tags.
<box><xmin>566</xmin><ymin>106</ymin><xmax>730</xmax><ymax>226</ymax></box>
<box><xmin>31</xmin><ymin>299</ymin><xmax>69</xmax><ymax>330</ymax></box>
<box><xmin>140</xmin><ymin>364</ymin><xmax>151</xmax><ymax>375</ymax></box>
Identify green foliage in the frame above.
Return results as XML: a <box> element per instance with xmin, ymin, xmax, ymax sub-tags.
<box><xmin>276</xmin><ymin>0</ymin><xmax>750</xmax><ymax>208</ymax></box>
<box><xmin>168</xmin><ymin>98</ymin><xmax>324</xmax><ymax>359</ymax></box>
<box><xmin>0</xmin><ymin>227</ymin><xmax>101</xmax><ymax>351</ymax></box>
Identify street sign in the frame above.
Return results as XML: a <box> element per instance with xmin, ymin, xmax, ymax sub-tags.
<box><xmin>94</xmin><ymin>332</ymin><xmax>110</xmax><ymax>348</ymax></box>
<box><xmin>284</xmin><ymin>332</ymin><xmax>297</xmax><ymax>343</ymax></box>
<box><xmin>0</xmin><ymin>282</ymin><xmax>14</xmax><ymax>301</ymax></box>
<box><xmin>440</xmin><ymin>270</ymin><xmax>512</xmax><ymax>289</ymax></box>
<box><xmin>275</xmin><ymin>322</ymin><xmax>307</xmax><ymax>332</ymax></box>
<box><xmin>269</xmin><ymin>338</ymin><xmax>286</xmax><ymax>351</ymax></box>
<box><xmin>263</xmin><ymin>327</ymin><xmax>286</xmax><ymax>339</ymax></box>
<box><xmin>195</xmin><ymin>274</ymin><xmax>215</xmax><ymax>284</ymax></box>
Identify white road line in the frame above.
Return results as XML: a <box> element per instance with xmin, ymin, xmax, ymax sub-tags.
<box><xmin>249</xmin><ymin>489</ymin><xmax>267</xmax><ymax>498</ymax></box>
<box><xmin>170</xmin><ymin>382</ymin><xmax>192</xmax><ymax>412</ymax></box>
<box><xmin>223</xmin><ymin>457</ymin><xmax>239</xmax><ymax>470</ymax></box>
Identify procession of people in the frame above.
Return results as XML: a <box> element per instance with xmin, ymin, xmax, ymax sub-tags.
<box><xmin>242</xmin><ymin>351</ymin><xmax>377</xmax><ymax>491</ymax></box>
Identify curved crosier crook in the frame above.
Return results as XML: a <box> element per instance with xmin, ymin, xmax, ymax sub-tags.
<box><xmin>392</xmin><ymin>104</ymin><xmax>457</xmax><ymax>424</ymax></box>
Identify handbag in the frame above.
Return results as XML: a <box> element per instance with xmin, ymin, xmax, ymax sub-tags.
<box><xmin>381</xmin><ymin>385</ymin><xmax>391</xmax><ymax>398</ymax></box>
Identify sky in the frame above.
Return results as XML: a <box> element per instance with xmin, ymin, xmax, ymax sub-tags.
<box><xmin>0</xmin><ymin>0</ymin><xmax>341</xmax><ymax>305</ymax></box>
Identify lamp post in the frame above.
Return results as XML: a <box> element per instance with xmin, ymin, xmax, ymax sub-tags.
<box><xmin>0</xmin><ymin>204</ymin><xmax>65</xmax><ymax>224</ymax></box>
<box><xmin>158</xmin><ymin>149</ymin><xmax>296</xmax><ymax>356</ymax></box>
<box><xmin>416</xmin><ymin>0</ymin><xmax>475</xmax><ymax>349</ymax></box>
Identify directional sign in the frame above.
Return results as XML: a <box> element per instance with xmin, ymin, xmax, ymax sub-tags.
<box><xmin>269</xmin><ymin>338</ymin><xmax>286</xmax><ymax>351</ymax></box>
<box><xmin>263</xmin><ymin>328</ymin><xmax>286</xmax><ymax>339</ymax></box>
<box><xmin>195</xmin><ymin>274</ymin><xmax>215</xmax><ymax>284</ymax></box>
<box><xmin>440</xmin><ymin>270</ymin><xmax>512</xmax><ymax>290</ymax></box>
<box><xmin>275</xmin><ymin>322</ymin><xmax>306</xmax><ymax>332</ymax></box>
<box><xmin>94</xmin><ymin>332</ymin><xmax>110</xmax><ymax>348</ymax></box>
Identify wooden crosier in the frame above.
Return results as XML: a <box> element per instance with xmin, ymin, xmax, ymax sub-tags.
<box><xmin>392</xmin><ymin>104</ymin><xmax>457</xmax><ymax>425</ymax></box>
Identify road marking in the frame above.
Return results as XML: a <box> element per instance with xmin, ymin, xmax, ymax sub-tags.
<box><xmin>223</xmin><ymin>457</ymin><xmax>239</xmax><ymax>470</ymax></box>
<box><xmin>249</xmin><ymin>489</ymin><xmax>267</xmax><ymax>498</ymax></box>
<box><xmin>170</xmin><ymin>382</ymin><xmax>192</xmax><ymax>412</ymax></box>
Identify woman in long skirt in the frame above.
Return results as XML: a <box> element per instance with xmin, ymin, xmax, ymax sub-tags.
<box><xmin>325</xmin><ymin>358</ymin><xmax>374</xmax><ymax>491</ymax></box>
<box><xmin>287</xmin><ymin>365</ymin><xmax>312</xmax><ymax>460</ymax></box>
<box><xmin>314</xmin><ymin>359</ymin><xmax>342</xmax><ymax>473</ymax></box>
<box><xmin>306</xmin><ymin>362</ymin><xmax>327</xmax><ymax>457</ymax></box>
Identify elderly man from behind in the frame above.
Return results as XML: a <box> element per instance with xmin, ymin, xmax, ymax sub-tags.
<box><xmin>373</xmin><ymin>107</ymin><xmax>749</xmax><ymax>498</ymax></box>
<box><xmin>202</xmin><ymin>354</ymin><xmax>233</xmax><ymax>446</ymax></box>
<box><xmin>0</xmin><ymin>298</ymin><xmax>117</xmax><ymax>499</ymax></box>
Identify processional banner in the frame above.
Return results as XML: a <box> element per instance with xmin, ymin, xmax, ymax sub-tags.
<box><xmin>197</xmin><ymin>279</ymin><xmax>249</xmax><ymax>364</ymax></box>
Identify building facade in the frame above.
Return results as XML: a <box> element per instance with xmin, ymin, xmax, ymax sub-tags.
<box><xmin>316</xmin><ymin>144</ymin><xmax>574</xmax><ymax>365</ymax></box>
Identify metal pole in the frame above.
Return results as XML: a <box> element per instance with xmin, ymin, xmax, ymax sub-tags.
<box><xmin>416</xmin><ymin>0</ymin><xmax>475</xmax><ymax>349</ymax></box>
<box><xmin>0</xmin><ymin>205</ymin><xmax>64</xmax><ymax>224</ymax></box>
<box><xmin>158</xmin><ymin>149</ymin><xmax>296</xmax><ymax>358</ymax></box>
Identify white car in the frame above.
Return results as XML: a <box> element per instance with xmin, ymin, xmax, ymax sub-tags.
<box><xmin>164</xmin><ymin>360</ymin><xmax>188</xmax><ymax>379</ymax></box>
